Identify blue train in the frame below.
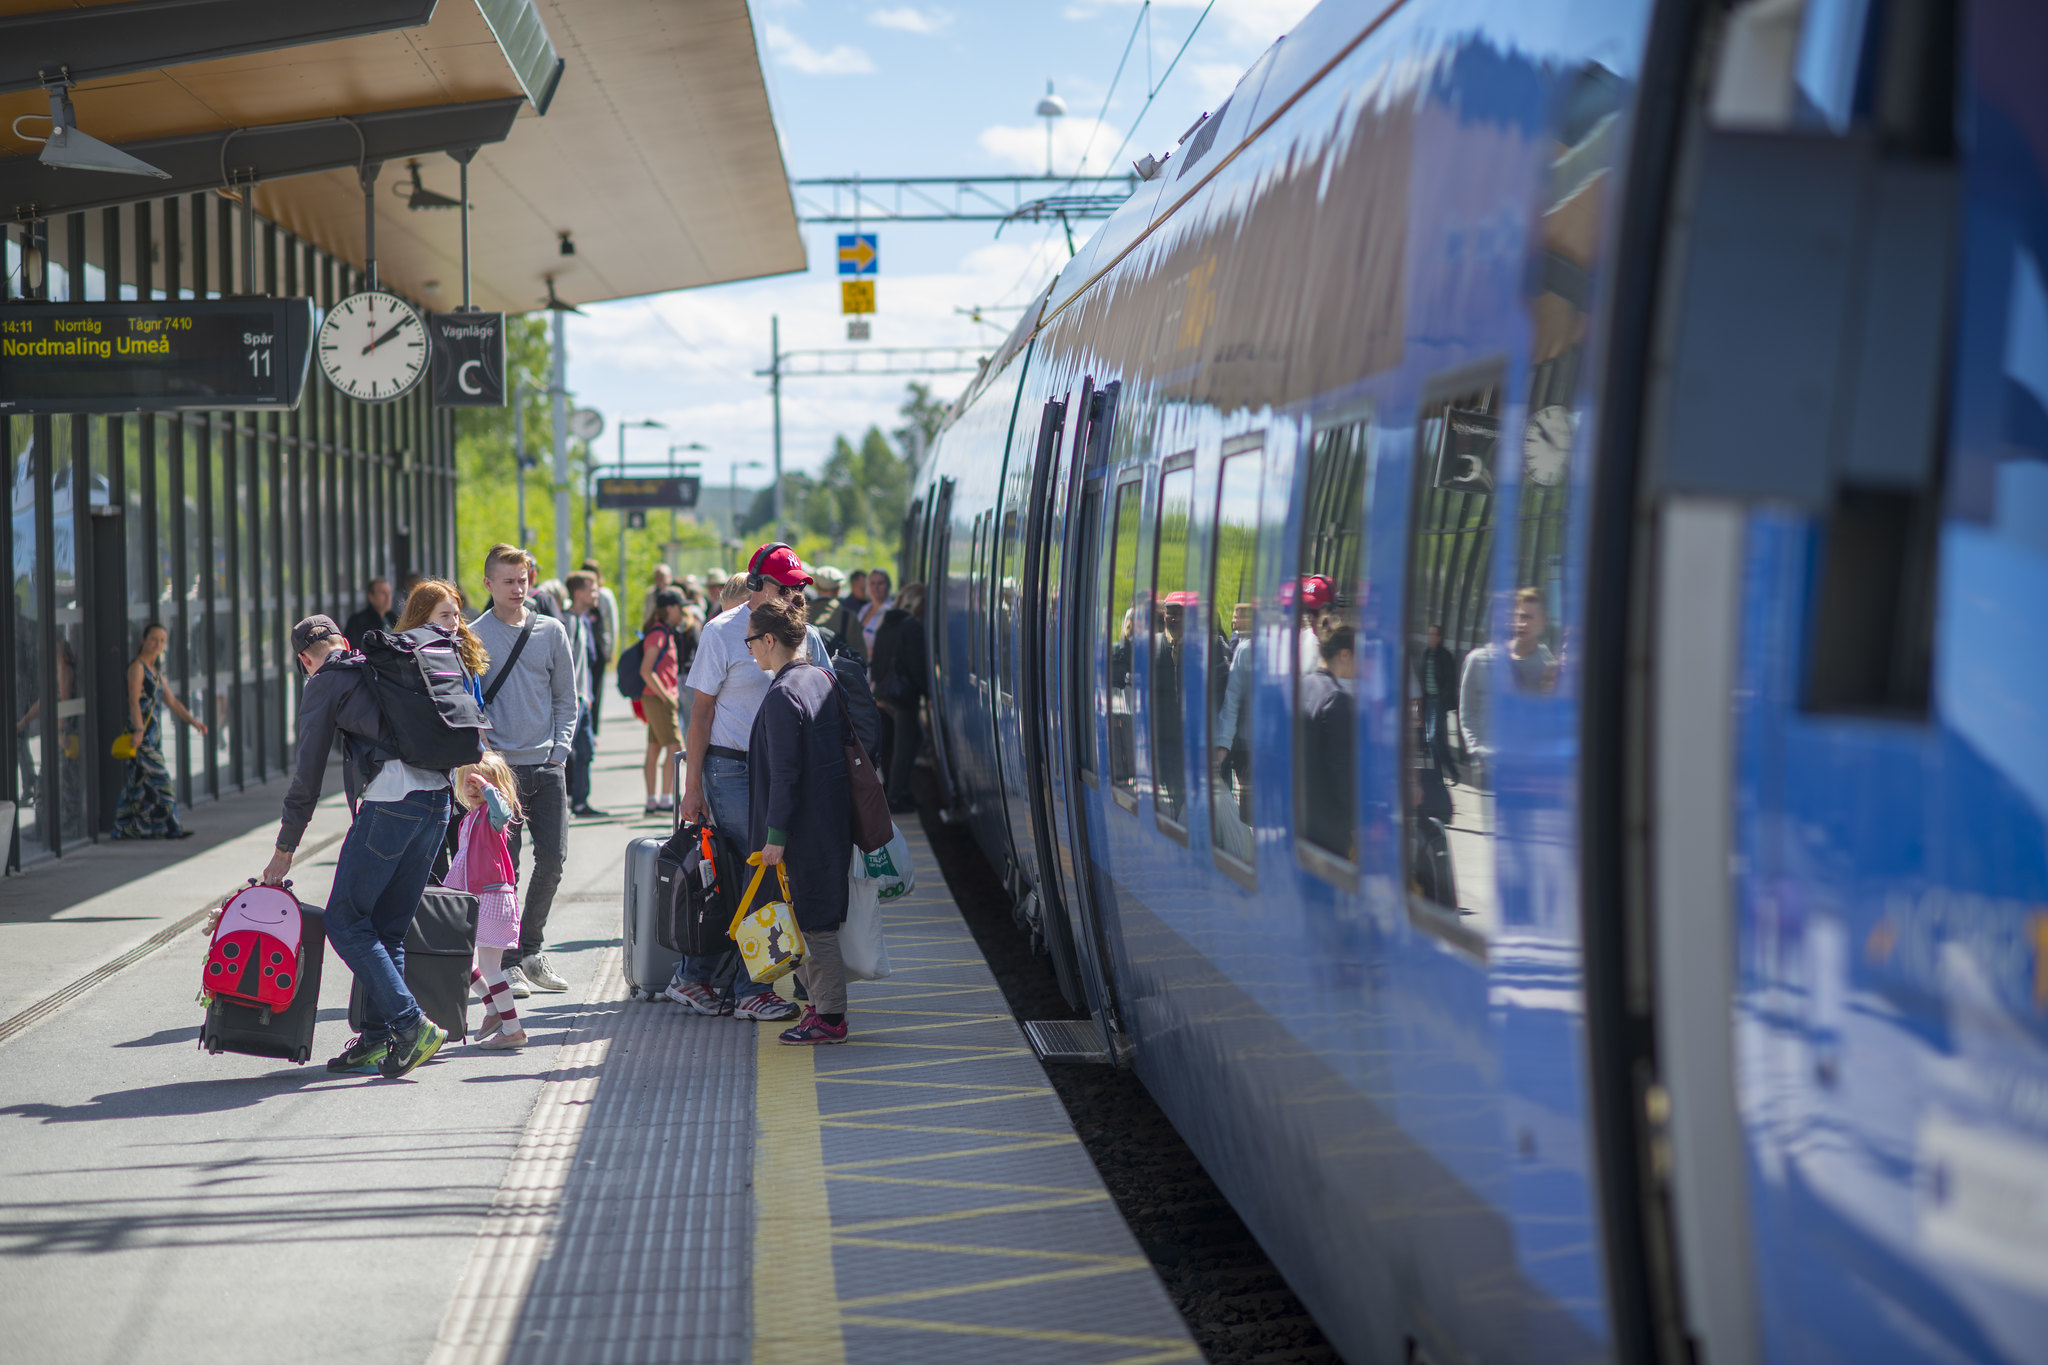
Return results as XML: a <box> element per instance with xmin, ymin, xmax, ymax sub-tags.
<box><xmin>898</xmin><ymin>0</ymin><xmax>2048</xmax><ymax>1360</ymax></box>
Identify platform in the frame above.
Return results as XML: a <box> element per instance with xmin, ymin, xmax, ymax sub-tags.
<box><xmin>0</xmin><ymin>727</ymin><xmax>1198</xmax><ymax>1365</ymax></box>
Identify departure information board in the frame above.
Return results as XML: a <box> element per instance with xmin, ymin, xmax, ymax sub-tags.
<box><xmin>0</xmin><ymin>298</ymin><xmax>315</xmax><ymax>414</ymax></box>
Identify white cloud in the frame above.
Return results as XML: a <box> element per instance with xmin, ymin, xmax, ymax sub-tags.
<box><xmin>764</xmin><ymin>22</ymin><xmax>875</xmax><ymax>75</ymax></box>
<box><xmin>868</xmin><ymin>6</ymin><xmax>950</xmax><ymax>34</ymax></box>
<box><xmin>978</xmin><ymin>116</ymin><xmax>1127</xmax><ymax>176</ymax></box>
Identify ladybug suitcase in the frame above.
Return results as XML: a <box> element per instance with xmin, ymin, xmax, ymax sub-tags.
<box><xmin>203</xmin><ymin>882</ymin><xmax>308</xmax><ymax>1010</ymax></box>
<box><xmin>200</xmin><ymin>902</ymin><xmax>327</xmax><ymax>1064</ymax></box>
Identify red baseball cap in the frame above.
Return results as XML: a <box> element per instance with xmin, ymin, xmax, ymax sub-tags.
<box><xmin>1280</xmin><ymin>575</ymin><xmax>1334</xmax><ymax>609</ymax></box>
<box><xmin>750</xmin><ymin>542</ymin><xmax>813</xmax><ymax>587</ymax></box>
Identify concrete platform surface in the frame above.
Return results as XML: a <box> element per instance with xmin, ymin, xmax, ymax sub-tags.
<box><xmin>0</xmin><ymin>717</ymin><xmax>1197</xmax><ymax>1365</ymax></box>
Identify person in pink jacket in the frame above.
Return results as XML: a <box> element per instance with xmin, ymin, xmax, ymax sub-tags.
<box><xmin>447</xmin><ymin>752</ymin><xmax>526</xmax><ymax>1049</ymax></box>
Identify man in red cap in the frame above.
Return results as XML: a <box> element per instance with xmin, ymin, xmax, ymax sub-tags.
<box><xmin>666</xmin><ymin>543</ymin><xmax>816</xmax><ymax>1022</ymax></box>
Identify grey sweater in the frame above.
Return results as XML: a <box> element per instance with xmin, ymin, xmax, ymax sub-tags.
<box><xmin>472</xmin><ymin>609</ymin><xmax>579</xmax><ymax>766</ymax></box>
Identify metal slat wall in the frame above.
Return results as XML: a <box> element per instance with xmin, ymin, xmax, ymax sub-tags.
<box><xmin>2</xmin><ymin>193</ymin><xmax>456</xmax><ymax>870</ymax></box>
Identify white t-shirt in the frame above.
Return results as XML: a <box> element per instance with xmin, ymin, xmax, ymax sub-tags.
<box><xmin>859</xmin><ymin>596</ymin><xmax>892</xmax><ymax>655</ymax></box>
<box><xmin>685</xmin><ymin>604</ymin><xmax>773</xmax><ymax>751</ymax></box>
<box><xmin>361</xmin><ymin>757</ymin><xmax>450</xmax><ymax>802</ymax></box>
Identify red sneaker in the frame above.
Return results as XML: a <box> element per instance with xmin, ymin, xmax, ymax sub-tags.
<box><xmin>777</xmin><ymin>1009</ymin><xmax>848</xmax><ymax>1045</ymax></box>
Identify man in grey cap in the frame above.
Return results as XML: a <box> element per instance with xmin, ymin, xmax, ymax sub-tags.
<box><xmin>261</xmin><ymin>614</ymin><xmax>450</xmax><ymax>1079</ymax></box>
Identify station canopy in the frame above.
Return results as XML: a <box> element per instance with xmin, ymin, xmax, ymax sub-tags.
<box><xmin>0</xmin><ymin>0</ymin><xmax>805</xmax><ymax>310</ymax></box>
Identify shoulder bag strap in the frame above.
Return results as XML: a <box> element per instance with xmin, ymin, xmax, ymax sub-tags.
<box><xmin>482</xmin><ymin>613</ymin><xmax>537</xmax><ymax>706</ymax></box>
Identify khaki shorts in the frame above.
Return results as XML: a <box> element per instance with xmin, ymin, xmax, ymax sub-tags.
<box><xmin>643</xmin><ymin>691</ymin><xmax>680</xmax><ymax>747</ymax></box>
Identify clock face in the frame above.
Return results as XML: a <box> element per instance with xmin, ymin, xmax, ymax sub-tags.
<box><xmin>317</xmin><ymin>291</ymin><xmax>429</xmax><ymax>402</ymax></box>
<box><xmin>1523</xmin><ymin>404</ymin><xmax>1574</xmax><ymax>488</ymax></box>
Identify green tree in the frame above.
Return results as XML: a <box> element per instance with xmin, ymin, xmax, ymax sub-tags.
<box><xmin>452</xmin><ymin>316</ymin><xmax>726</xmax><ymax>612</ymax></box>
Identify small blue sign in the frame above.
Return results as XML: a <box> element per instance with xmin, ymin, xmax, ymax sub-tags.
<box><xmin>837</xmin><ymin>234</ymin><xmax>878</xmax><ymax>276</ymax></box>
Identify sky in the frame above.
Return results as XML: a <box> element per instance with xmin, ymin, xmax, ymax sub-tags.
<box><xmin>561</xmin><ymin>0</ymin><xmax>1319</xmax><ymax>497</ymax></box>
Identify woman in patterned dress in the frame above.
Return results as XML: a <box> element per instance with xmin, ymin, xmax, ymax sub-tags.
<box><xmin>112</xmin><ymin>622</ymin><xmax>206</xmax><ymax>839</ymax></box>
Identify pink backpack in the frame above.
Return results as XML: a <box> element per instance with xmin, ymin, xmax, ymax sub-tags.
<box><xmin>204</xmin><ymin>882</ymin><xmax>305</xmax><ymax>1010</ymax></box>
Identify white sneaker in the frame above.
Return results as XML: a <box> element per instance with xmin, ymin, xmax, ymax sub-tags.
<box><xmin>656</xmin><ymin>793</ymin><xmax>675</xmax><ymax>811</ymax></box>
<box><xmin>503</xmin><ymin>965</ymin><xmax>533</xmax><ymax>998</ymax></box>
<box><xmin>520</xmin><ymin>952</ymin><xmax>570</xmax><ymax>992</ymax></box>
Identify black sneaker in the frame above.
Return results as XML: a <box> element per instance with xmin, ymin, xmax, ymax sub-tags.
<box><xmin>379</xmin><ymin>1017</ymin><xmax>447</xmax><ymax>1079</ymax></box>
<box><xmin>572</xmin><ymin>804</ymin><xmax>609</xmax><ymax>818</ymax></box>
<box><xmin>327</xmin><ymin>1034</ymin><xmax>389</xmax><ymax>1075</ymax></box>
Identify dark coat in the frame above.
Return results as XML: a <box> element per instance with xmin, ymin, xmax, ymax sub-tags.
<box><xmin>868</xmin><ymin>607</ymin><xmax>914</xmax><ymax>700</ymax></box>
<box><xmin>889</xmin><ymin>613</ymin><xmax>927</xmax><ymax>703</ymax></box>
<box><xmin>343</xmin><ymin>606</ymin><xmax>396</xmax><ymax>646</ymax></box>
<box><xmin>747</xmin><ymin>659</ymin><xmax>853</xmax><ymax>930</ymax></box>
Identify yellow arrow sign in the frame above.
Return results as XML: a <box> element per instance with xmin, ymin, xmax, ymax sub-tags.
<box><xmin>838</xmin><ymin>237</ymin><xmax>877</xmax><ymax>273</ymax></box>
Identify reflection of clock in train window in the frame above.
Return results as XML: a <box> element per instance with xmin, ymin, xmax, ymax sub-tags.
<box><xmin>1522</xmin><ymin>404</ymin><xmax>1574</xmax><ymax>487</ymax></box>
<box><xmin>317</xmin><ymin>290</ymin><xmax>429</xmax><ymax>402</ymax></box>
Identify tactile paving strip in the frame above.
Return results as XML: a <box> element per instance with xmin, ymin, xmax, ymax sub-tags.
<box><xmin>429</xmin><ymin>948</ymin><xmax>756</xmax><ymax>1365</ymax></box>
<box><xmin>429</xmin><ymin>826</ymin><xmax>1197</xmax><ymax>1365</ymax></box>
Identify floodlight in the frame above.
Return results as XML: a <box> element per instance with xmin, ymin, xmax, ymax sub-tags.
<box><xmin>402</xmin><ymin>159</ymin><xmax>462</xmax><ymax>210</ymax></box>
<box><xmin>37</xmin><ymin>84</ymin><xmax>168</xmax><ymax>179</ymax></box>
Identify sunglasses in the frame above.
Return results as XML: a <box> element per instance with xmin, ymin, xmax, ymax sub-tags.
<box><xmin>746</xmin><ymin>633</ymin><xmax>769</xmax><ymax>646</ymax></box>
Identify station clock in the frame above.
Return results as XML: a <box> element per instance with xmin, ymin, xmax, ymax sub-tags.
<box><xmin>317</xmin><ymin>290</ymin><xmax>430</xmax><ymax>401</ymax></box>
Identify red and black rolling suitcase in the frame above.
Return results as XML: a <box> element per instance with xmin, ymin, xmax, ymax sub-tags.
<box><xmin>199</xmin><ymin>896</ymin><xmax>327</xmax><ymax>1065</ymax></box>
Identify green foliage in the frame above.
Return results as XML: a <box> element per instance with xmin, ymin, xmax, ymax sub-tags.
<box><xmin>452</xmin><ymin>316</ymin><xmax>723</xmax><ymax>606</ymax></box>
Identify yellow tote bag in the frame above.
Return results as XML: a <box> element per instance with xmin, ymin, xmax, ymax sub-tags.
<box><xmin>728</xmin><ymin>853</ymin><xmax>807</xmax><ymax>984</ymax></box>
<box><xmin>111</xmin><ymin>732</ymin><xmax>137</xmax><ymax>760</ymax></box>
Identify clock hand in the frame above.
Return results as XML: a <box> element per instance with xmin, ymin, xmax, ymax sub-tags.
<box><xmin>361</xmin><ymin>321</ymin><xmax>406</xmax><ymax>356</ymax></box>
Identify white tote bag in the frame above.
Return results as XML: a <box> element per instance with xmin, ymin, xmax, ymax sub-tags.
<box><xmin>841</xmin><ymin>849</ymin><xmax>893</xmax><ymax>981</ymax></box>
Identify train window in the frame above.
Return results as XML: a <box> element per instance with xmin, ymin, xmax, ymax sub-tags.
<box><xmin>1106</xmin><ymin>476</ymin><xmax>1143</xmax><ymax>809</ymax></box>
<box><xmin>996</xmin><ymin>505</ymin><xmax>1020</xmax><ymax>700</ymax></box>
<box><xmin>1150</xmin><ymin>454</ymin><xmax>1196</xmax><ymax>835</ymax></box>
<box><xmin>1074</xmin><ymin>481</ymin><xmax>1103</xmax><ymax>779</ymax></box>
<box><xmin>1292</xmin><ymin>415</ymin><xmax>1374</xmax><ymax>879</ymax></box>
<box><xmin>1405</xmin><ymin>365</ymin><xmax>1506</xmax><ymax>953</ymax></box>
<box><xmin>1208</xmin><ymin>434</ymin><xmax>1262</xmax><ymax>873</ymax></box>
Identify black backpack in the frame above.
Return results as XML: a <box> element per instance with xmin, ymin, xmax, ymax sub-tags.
<box><xmin>616</xmin><ymin>629</ymin><xmax>671</xmax><ymax>700</ymax></box>
<box><xmin>357</xmin><ymin>626</ymin><xmax>491</xmax><ymax>771</ymax></box>
<box><xmin>655</xmin><ymin>820</ymin><xmax>743</xmax><ymax>956</ymax></box>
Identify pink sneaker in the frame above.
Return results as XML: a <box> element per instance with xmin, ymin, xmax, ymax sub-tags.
<box><xmin>778</xmin><ymin>1009</ymin><xmax>848</xmax><ymax>1045</ymax></box>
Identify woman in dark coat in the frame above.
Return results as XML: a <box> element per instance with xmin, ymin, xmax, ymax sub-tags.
<box><xmin>745</xmin><ymin>594</ymin><xmax>855</xmax><ymax>1044</ymax></box>
<box><xmin>874</xmin><ymin>583</ymin><xmax>927</xmax><ymax>812</ymax></box>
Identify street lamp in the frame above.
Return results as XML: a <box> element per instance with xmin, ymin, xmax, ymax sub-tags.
<box><xmin>730</xmin><ymin>458</ymin><xmax>766</xmax><ymax>544</ymax></box>
<box><xmin>594</xmin><ymin>417</ymin><xmax>666</xmax><ymax>563</ymax></box>
<box><xmin>668</xmin><ymin>442</ymin><xmax>707</xmax><ymax>546</ymax></box>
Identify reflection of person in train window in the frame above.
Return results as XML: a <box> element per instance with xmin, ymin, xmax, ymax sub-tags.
<box><xmin>1416</xmin><ymin>624</ymin><xmax>1461</xmax><ymax>783</ymax></box>
<box><xmin>1214</xmin><ymin>606</ymin><xmax>1254</xmax><ymax>815</ymax></box>
<box><xmin>1506</xmin><ymin>588</ymin><xmax>1556</xmax><ymax>693</ymax></box>
<box><xmin>1153</xmin><ymin>599</ymin><xmax>1188</xmax><ymax>818</ymax></box>
<box><xmin>1110</xmin><ymin>607</ymin><xmax>1136</xmax><ymax>689</ymax></box>
<box><xmin>1293</xmin><ymin>574</ymin><xmax>1333</xmax><ymax>676</ymax></box>
<box><xmin>1299</xmin><ymin>626</ymin><xmax>1357</xmax><ymax>859</ymax></box>
<box><xmin>1458</xmin><ymin>589</ymin><xmax>1556</xmax><ymax>785</ymax></box>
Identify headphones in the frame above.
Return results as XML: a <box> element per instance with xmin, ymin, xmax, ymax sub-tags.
<box><xmin>746</xmin><ymin>542</ymin><xmax>792</xmax><ymax>593</ymax></box>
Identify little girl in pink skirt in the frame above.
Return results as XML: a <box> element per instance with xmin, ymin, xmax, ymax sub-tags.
<box><xmin>446</xmin><ymin>752</ymin><xmax>526</xmax><ymax>1049</ymax></box>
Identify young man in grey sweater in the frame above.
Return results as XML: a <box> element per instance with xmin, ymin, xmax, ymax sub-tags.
<box><xmin>472</xmin><ymin>544</ymin><xmax>580</xmax><ymax>995</ymax></box>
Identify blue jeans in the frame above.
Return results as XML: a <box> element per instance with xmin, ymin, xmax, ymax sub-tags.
<box><xmin>680</xmin><ymin>753</ymin><xmax>769</xmax><ymax>998</ymax></box>
<box><xmin>324</xmin><ymin>788</ymin><xmax>452</xmax><ymax>1043</ymax></box>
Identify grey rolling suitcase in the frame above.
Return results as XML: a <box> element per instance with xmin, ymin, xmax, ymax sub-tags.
<box><xmin>624</xmin><ymin>836</ymin><xmax>678</xmax><ymax>1001</ymax></box>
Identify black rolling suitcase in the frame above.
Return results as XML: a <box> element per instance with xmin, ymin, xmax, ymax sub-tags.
<box><xmin>348</xmin><ymin>886</ymin><xmax>480</xmax><ymax>1042</ymax></box>
<box><xmin>199</xmin><ymin>904</ymin><xmax>327</xmax><ymax>1064</ymax></box>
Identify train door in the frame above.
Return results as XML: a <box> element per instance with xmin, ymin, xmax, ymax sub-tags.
<box><xmin>923</xmin><ymin>478</ymin><xmax>958</xmax><ymax>810</ymax></box>
<box><xmin>1615</xmin><ymin>2</ymin><xmax>2048</xmax><ymax>1362</ymax></box>
<box><xmin>1016</xmin><ymin>396</ymin><xmax>1087</xmax><ymax>1008</ymax></box>
<box><xmin>1026</xmin><ymin>380</ymin><xmax>1129</xmax><ymax>1060</ymax></box>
